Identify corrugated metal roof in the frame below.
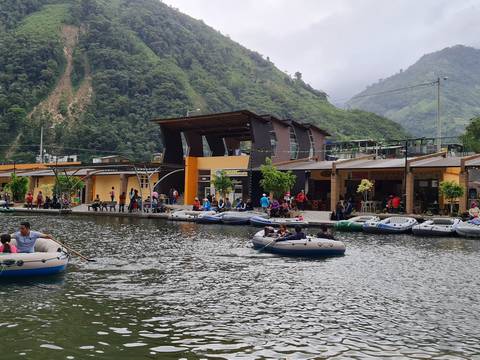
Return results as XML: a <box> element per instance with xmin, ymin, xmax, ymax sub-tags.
<box><xmin>276</xmin><ymin>160</ymin><xmax>333</xmax><ymax>171</ymax></box>
<box><xmin>412</xmin><ymin>156</ymin><xmax>462</xmax><ymax>168</ymax></box>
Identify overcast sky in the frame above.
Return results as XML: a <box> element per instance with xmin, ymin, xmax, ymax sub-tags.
<box><xmin>163</xmin><ymin>0</ymin><xmax>480</xmax><ymax>103</ymax></box>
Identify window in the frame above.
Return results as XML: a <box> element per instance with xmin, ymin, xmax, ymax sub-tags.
<box><xmin>289</xmin><ymin>127</ymin><xmax>299</xmax><ymax>160</ymax></box>
<box><xmin>139</xmin><ymin>175</ymin><xmax>148</xmax><ymax>189</ymax></box>
<box><xmin>269</xmin><ymin>131</ymin><xmax>277</xmax><ymax>155</ymax></box>
<box><xmin>308</xmin><ymin>129</ymin><xmax>315</xmax><ymax>157</ymax></box>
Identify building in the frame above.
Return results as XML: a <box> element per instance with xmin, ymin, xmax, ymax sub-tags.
<box><xmin>152</xmin><ymin>110</ymin><xmax>330</xmax><ymax>205</ymax></box>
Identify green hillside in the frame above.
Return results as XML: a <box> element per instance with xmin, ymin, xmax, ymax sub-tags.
<box><xmin>0</xmin><ymin>0</ymin><xmax>407</xmax><ymax>162</ymax></box>
<box><xmin>347</xmin><ymin>45</ymin><xmax>480</xmax><ymax>138</ymax></box>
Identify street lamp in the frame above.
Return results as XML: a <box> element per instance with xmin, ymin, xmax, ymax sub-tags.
<box><xmin>186</xmin><ymin>108</ymin><xmax>201</xmax><ymax>117</ymax></box>
<box><xmin>436</xmin><ymin>76</ymin><xmax>448</xmax><ymax>152</ymax></box>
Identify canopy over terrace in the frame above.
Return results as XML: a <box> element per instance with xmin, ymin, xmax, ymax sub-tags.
<box><xmin>152</xmin><ymin>110</ymin><xmax>274</xmax><ymax>169</ymax></box>
<box><xmin>276</xmin><ymin>154</ymin><xmax>480</xmax><ymax>214</ymax></box>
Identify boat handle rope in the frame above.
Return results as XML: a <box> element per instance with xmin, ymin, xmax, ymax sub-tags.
<box><xmin>0</xmin><ymin>255</ymin><xmax>65</xmax><ymax>267</ymax></box>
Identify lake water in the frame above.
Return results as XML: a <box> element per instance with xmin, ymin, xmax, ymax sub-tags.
<box><xmin>1</xmin><ymin>214</ymin><xmax>480</xmax><ymax>359</ymax></box>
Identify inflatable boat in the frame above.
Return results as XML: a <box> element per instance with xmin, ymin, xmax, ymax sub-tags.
<box><xmin>334</xmin><ymin>215</ymin><xmax>379</xmax><ymax>232</ymax></box>
<box><xmin>412</xmin><ymin>218</ymin><xmax>460</xmax><ymax>236</ymax></box>
<box><xmin>0</xmin><ymin>238</ymin><xmax>69</xmax><ymax>278</ymax></box>
<box><xmin>454</xmin><ymin>219</ymin><xmax>480</xmax><ymax>238</ymax></box>
<box><xmin>252</xmin><ymin>230</ymin><xmax>345</xmax><ymax>257</ymax></box>
<box><xmin>169</xmin><ymin>210</ymin><xmax>215</xmax><ymax>221</ymax></box>
<box><xmin>363</xmin><ymin>216</ymin><xmax>418</xmax><ymax>234</ymax></box>
<box><xmin>222</xmin><ymin>211</ymin><xmax>267</xmax><ymax>225</ymax></box>
<box><xmin>249</xmin><ymin>215</ymin><xmax>308</xmax><ymax>227</ymax></box>
<box><xmin>195</xmin><ymin>212</ymin><xmax>224</xmax><ymax>224</ymax></box>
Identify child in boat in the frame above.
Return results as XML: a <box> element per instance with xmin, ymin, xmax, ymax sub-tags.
<box><xmin>0</xmin><ymin>234</ymin><xmax>17</xmax><ymax>253</ymax></box>
<box><xmin>277</xmin><ymin>224</ymin><xmax>290</xmax><ymax>237</ymax></box>
<box><xmin>276</xmin><ymin>225</ymin><xmax>306</xmax><ymax>242</ymax></box>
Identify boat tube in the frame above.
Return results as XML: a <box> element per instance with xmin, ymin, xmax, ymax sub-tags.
<box><xmin>222</xmin><ymin>211</ymin><xmax>267</xmax><ymax>225</ymax></box>
<box><xmin>412</xmin><ymin>218</ymin><xmax>460</xmax><ymax>236</ymax></box>
<box><xmin>169</xmin><ymin>210</ymin><xmax>215</xmax><ymax>221</ymax></box>
<box><xmin>0</xmin><ymin>238</ymin><xmax>69</xmax><ymax>278</ymax></box>
<box><xmin>363</xmin><ymin>216</ymin><xmax>418</xmax><ymax>234</ymax></box>
<box><xmin>252</xmin><ymin>230</ymin><xmax>345</xmax><ymax>257</ymax></box>
<box><xmin>195</xmin><ymin>212</ymin><xmax>224</xmax><ymax>224</ymax></box>
<box><xmin>334</xmin><ymin>215</ymin><xmax>380</xmax><ymax>232</ymax></box>
<box><xmin>454</xmin><ymin>219</ymin><xmax>480</xmax><ymax>238</ymax></box>
<box><xmin>249</xmin><ymin>216</ymin><xmax>308</xmax><ymax>227</ymax></box>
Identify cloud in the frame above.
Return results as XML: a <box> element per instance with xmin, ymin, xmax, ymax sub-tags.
<box><xmin>163</xmin><ymin>0</ymin><xmax>480</xmax><ymax>102</ymax></box>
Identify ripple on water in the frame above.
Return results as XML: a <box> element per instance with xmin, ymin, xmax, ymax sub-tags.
<box><xmin>1</xmin><ymin>215</ymin><xmax>480</xmax><ymax>359</ymax></box>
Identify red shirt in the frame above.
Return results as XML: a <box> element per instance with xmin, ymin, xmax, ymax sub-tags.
<box><xmin>26</xmin><ymin>194</ymin><xmax>33</xmax><ymax>203</ymax></box>
<box><xmin>392</xmin><ymin>196</ymin><xmax>401</xmax><ymax>208</ymax></box>
<box><xmin>0</xmin><ymin>244</ymin><xmax>18</xmax><ymax>253</ymax></box>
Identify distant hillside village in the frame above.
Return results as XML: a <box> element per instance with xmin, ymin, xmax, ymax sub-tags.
<box><xmin>1</xmin><ymin>110</ymin><xmax>480</xmax><ymax>216</ymax></box>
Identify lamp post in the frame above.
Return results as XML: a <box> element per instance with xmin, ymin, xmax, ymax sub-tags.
<box><xmin>436</xmin><ymin>76</ymin><xmax>448</xmax><ymax>152</ymax></box>
<box><xmin>186</xmin><ymin>108</ymin><xmax>201</xmax><ymax>117</ymax></box>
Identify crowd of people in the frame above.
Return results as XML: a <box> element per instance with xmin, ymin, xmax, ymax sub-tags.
<box><xmin>191</xmin><ymin>194</ymin><xmax>254</xmax><ymax>212</ymax></box>
<box><xmin>258</xmin><ymin>190</ymin><xmax>308</xmax><ymax>218</ymax></box>
<box><xmin>263</xmin><ymin>224</ymin><xmax>334</xmax><ymax>241</ymax></box>
<box><xmin>24</xmin><ymin>191</ymin><xmax>69</xmax><ymax>210</ymax></box>
<box><xmin>90</xmin><ymin>186</ymin><xmax>167</xmax><ymax>213</ymax></box>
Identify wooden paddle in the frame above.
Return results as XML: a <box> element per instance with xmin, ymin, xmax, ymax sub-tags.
<box><xmin>50</xmin><ymin>238</ymin><xmax>96</xmax><ymax>262</ymax></box>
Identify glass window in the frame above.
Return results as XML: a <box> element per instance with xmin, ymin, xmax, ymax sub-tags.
<box><xmin>289</xmin><ymin>127</ymin><xmax>299</xmax><ymax>160</ymax></box>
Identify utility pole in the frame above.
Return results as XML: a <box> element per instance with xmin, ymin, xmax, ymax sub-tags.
<box><xmin>39</xmin><ymin>126</ymin><xmax>44</xmax><ymax>163</ymax></box>
<box><xmin>436</xmin><ymin>76</ymin><xmax>448</xmax><ymax>152</ymax></box>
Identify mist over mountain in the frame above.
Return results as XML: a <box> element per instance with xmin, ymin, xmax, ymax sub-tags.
<box><xmin>348</xmin><ymin>45</ymin><xmax>480</xmax><ymax>138</ymax></box>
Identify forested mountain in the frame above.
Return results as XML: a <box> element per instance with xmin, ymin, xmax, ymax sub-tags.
<box><xmin>347</xmin><ymin>45</ymin><xmax>480</xmax><ymax>138</ymax></box>
<box><xmin>0</xmin><ymin>0</ymin><xmax>407</xmax><ymax>162</ymax></box>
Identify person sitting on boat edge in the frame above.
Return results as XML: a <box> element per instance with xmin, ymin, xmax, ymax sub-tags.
<box><xmin>10</xmin><ymin>222</ymin><xmax>52</xmax><ymax>253</ymax></box>
<box><xmin>276</xmin><ymin>225</ymin><xmax>306</xmax><ymax>242</ymax></box>
<box><xmin>202</xmin><ymin>198</ymin><xmax>211</xmax><ymax>211</ymax></box>
<box><xmin>317</xmin><ymin>225</ymin><xmax>334</xmax><ymax>240</ymax></box>
<box><xmin>192</xmin><ymin>197</ymin><xmax>201</xmax><ymax>211</ymax></box>
<box><xmin>0</xmin><ymin>234</ymin><xmax>17</xmax><ymax>253</ymax></box>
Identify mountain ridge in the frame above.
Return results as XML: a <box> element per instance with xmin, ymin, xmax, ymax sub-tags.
<box><xmin>347</xmin><ymin>44</ymin><xmax>480</xmax><ymax>137</ymax></box>
<box><xmin>0</xmin><ymin>0</ymin><xmax>407</xmax><ymax>162</ymax></box>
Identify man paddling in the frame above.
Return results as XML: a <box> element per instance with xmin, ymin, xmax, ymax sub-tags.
<box><xmin>11</xmin><ymin>222</ymin><xmax>52</xmax><ymax>253</ymax></box>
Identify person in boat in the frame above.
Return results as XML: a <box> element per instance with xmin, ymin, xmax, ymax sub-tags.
<box><xmin>0</xmin><ymin>234</ymin><xmax>17</xmax><ymax>254</ymax></box>
<box><xmin>10</xmin><ymin>222</ymin><xmax>52</xmax><ymax>253</ymax></box>
<box><xmin>263</xmin><ymin>226</ymin><xmax>275</xmax><ymax>237</ymax></box>
<box><xmin>277</xmin><ymin>224</ymin><xmax>290</xmax><ymax>237</ymax></box>
<box><xmin>317</xmin><ymin>225</ymin><xmax>335</xmax><ymax>240</ymax></box>
<box><xmin>192</xmin><ymin>197</ymin><xmax>201</xmax><ymax>211</ymax></box>
<box><xmin>276</xmin><ymin>225</ymin><xmax>306</xmax><ymax>242</ymax></box>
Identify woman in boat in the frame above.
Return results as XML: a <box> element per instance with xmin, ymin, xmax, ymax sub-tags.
<box><xmin>277</xmin><ymin>224</ymin><xmax>290</xmax><ymax>237</ymax></box>
<box><xmin>0</xmin><ymin>234</ymin><xmax>17</xmax><ymax>254</ymax></box>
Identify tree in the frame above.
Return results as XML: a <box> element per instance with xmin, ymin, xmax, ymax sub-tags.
<box><xmin>439</xmin><ymin>180</ymin><xmax>465</xmax><ymax>215</ymax></box>
<box><xmin>260</xmin><ymin>158</ymin><xmax>296</xmax><ymax>199</ymax></box>
<box><xmin>461</xmin><ymin>116</ymin><xmax>480</xmax><ymax>153</ymax></box>
<box><xmin>294</xmin><ymin>71</ymin><xmax>302</xmax><ymax>81</ymax></box>
<box><xmin>357</xmin><ymin>179</ymin><xmax>374</xmax><ymax>202</ymax></box>
<box><xmin>5</xmin><ymin>173</ymin><xmax>29</xmax><ymax>202</ymax></box>
<box><xmin>53</xmin><ymin>175</ymin><xmax>84</xmax><ymax>198</ymax></box>
<box><xmin>211</xmin><ymin>170</ymin><xmax>233</xmax><ymax>199</ymax></box>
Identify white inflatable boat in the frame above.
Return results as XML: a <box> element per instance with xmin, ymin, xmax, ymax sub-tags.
<box><xmin>169</xmin><ymin>210</ymin><xmax>215</xmax><ymax>221</ymax></box>
<box><xmin>252</xmin><ymin>230</ymin><xmax>346</xmax><ymax>257</ymax></box>
<box><xmin>454</xmin><ymin>219</ymin><xmax>480</xmax><ymax>238</ymax></box>
<box><xmin>412</xmin><ymin>218</ymin><xmax>460</xmax><ymax>236</ymax></box>
<box><xmin>363</xmin><ymin>216</ymin><xmax>418</xmax><ymax>234</ymax></box>
<box><xmin>0</xmin><ymin>238</ymin><xmax>69</xmax><ymax>278</ymax></box>
<box><xmin>222</xmin><ymin>211</ymin><xmax>267</xmax><ymax>225</ymax></box>
<box><xmin>249</xmin><ymin>215</ymin><xmax>308</xmax><ymax>227</ymax></box>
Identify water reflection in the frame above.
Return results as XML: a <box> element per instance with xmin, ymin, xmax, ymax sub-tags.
<box><xmin>1</xmin><ymin>214</ymin><xmax>479</xmax><ymax>359</ymax></box>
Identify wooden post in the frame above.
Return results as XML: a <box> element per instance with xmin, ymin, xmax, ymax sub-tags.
<box><xmin>405</xmin><ymin>170</ymin><xmax>414</xmax><ymax>214</ymax></box>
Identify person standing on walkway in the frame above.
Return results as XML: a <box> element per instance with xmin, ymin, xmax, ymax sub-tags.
<box><xmin>26</xmin><ymin>192</ymin><xmax>34</xmax><ymax>210</ymax></box>
<box><xmin>109</xmin><ymin>187</ymin><xmax>115</xmax><ymax>202</ymax></box>
<box><xmin>119</xmin><ymin>192</ymin><xmax>126</xmax><ymax>212</ymax></box>
<box><xmin>128</xmin><ymin>188</ymin><xmax>135</xmax><ymax>213</ymax></box>
<box><xmin>260</xmin><ymin>193</ymin><xmax>270</xmax><ymax>213</ymax></box>
<box><xmin>295</xmin><ymin>190</ymin><xmax>308</xmax><ymax>211</ymax></box>
<box><xmin>36</xmin><ymin>191</ymin><xmax>44</xmax><ymax>209</ymax></box>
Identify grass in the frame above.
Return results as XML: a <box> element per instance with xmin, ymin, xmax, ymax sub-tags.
<box><xmin>16</xmin><ymin>4</ymin><xmax>69</xmax><ymax>39</ymax></box>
